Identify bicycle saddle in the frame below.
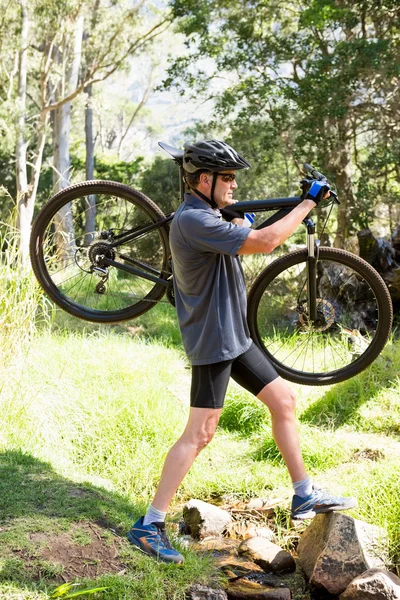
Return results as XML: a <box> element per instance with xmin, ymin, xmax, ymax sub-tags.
<box><xmin>159</xmin><ymin>142</ymin><xmax>184</xmax><ymax>165</ymax></box>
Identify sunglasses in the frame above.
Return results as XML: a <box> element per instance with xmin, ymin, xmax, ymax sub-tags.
<box><xmin>217</xmin><ymin>173</ymin><xmax>236</xmax><ymax>183</ymax></box>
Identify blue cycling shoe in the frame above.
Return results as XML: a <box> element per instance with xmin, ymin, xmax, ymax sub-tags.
<box><xmin>291</xmin><ymin>487</ymin><xmax>357</xmax><ymax>520</ymax></box>
<box><xmin>127</xmin><ymin>517</ymin><xmax>184</xmax><ymax>564</ymax></box>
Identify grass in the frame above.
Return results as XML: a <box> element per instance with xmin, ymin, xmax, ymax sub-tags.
<box><xmin>0</xmin><ymin>233</ymin><xmax>399</xmax><ymax>596</ymax></box>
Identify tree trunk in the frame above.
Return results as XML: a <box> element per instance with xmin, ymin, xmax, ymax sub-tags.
<box><xmin>332</xmin><ymin>119</ymin><xmax>355</xmax><ymax>249</ymax></box>
<box><xmin>53</xmin><ymin>12</ymin><xmax>84</xmax><ymax>261</ymax></box>
<box><xmin>84</xmin><ymin>83</ymin><xmax>96</xmax><ymax>245</ymax></box>
<box><xmin>53</xmin><ymin>12</ymin><xmax>84</xmax><ymax>193</ymax></box>
<box><xmin>15</xmin><ymin>0</ymin><xmax>30</xmax><ymax>267</ymax></box>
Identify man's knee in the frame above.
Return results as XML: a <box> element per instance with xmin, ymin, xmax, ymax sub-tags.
<box><xmin>194</xmin><ymin>428</ymin><xmax>216</xmax><ymax>452</ymax></box>
<box><xmin>184</xmin><ymin>408</ymin><xmax>221</xmax><ymax>453</ymax></box>
<box><xmin>278</xmin><ymin>389</ymin><xmax>297</xmax><ymax>417</ymax></box>
<box><xmin>257</xmin><ymin>378</ymin><xmax>297</xmax><ymax>417</ymax></box>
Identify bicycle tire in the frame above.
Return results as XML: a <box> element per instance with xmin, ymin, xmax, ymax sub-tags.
<box><xmin>247</xmin><ymin>247</ymin><xmax>393</xmax><ymax>385</ymax></box>
<box><xmin>30</xmin><ymin>180</ymin><xmax>170</xmax><ymax>323</ymax></box>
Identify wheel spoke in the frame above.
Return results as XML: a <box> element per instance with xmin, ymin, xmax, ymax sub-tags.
<box><xmin>250</xmin><ymin>248</ymin><xmax>391</xmax><ymax>384</ymax></box>
<box><xmin>32</xmin><ymin>183</ymin><xmax>168</xmax><ymax>321</ymax></box>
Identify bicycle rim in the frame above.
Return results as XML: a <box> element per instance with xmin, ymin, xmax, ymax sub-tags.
<box><xmin>247</xmin><ymin>247</ymin><xmax>392</xmax><ymax>385</ymax></box>
<box><xmin>30</xmin><ymin>181</ymin><xmax>170</xmax><ymax>323</ymax></box>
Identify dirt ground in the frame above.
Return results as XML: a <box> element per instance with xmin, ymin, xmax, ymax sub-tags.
<box><xmin>22</xmin><ymin>522</ymin><xmax>126</xmax><ymax>581</ymax></box>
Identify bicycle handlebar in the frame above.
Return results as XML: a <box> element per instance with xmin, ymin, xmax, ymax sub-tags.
<box><xmin>303</xmin><ymin>163</ymin><xmax>340</xmax><ymax>205</ymax></box>
<box><xmin>303</xmin><ymin>163</ymin><xmax>327</xmax><ymax>181</ymax></box>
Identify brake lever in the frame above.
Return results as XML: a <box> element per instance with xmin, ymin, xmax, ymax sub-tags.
<box><xmin>303</xmin><ymin>162</ymin><xmax>340</xmax><ymax>205</ymax></box>
<box><xmin>329</xmin><ymin>190</ymin><xmax>340</xmax><ymax>205</ymax></box>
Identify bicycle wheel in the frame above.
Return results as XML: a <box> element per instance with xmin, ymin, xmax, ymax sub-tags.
<box><xmin>247</xmin><ymin>247</ymin><xmax>392</xmax><ymax>385</ymax></box>
<box><xmin>30</xmin><ymin>180</ymin><xmax>170</xmax><ymax>323</ymax></box>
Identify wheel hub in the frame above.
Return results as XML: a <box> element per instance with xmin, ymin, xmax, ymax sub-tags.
<box><xmin>88</xmin><ymin>240</ymin><xmax>116</xmax><ymax>269</ymax></box>
<box><xmin>298</xmin><ymin>298</ymin><xmax>336</xmax><ymax>332</ymax></box>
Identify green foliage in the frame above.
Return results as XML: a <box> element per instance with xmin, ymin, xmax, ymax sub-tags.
<box><xmin>253</xmin><ymin>424</ymin><xmax>352</xmax><ymax>473</ymax></box>
<box><xmin>70</xmin><ymin>154</ymin><xmax>145</xmax><ymax>187</ymax></box>
<box><xmin>300</xmin><ymin>341</ymin><xmax>400</xmax><ymax>433</ymax></box>
<box><xmin>140</xmin><ymin>156</ymin><xmax>181</xmax><ymax>214</ymax></box>
<box><xmin>165</xmin><ymin>0</ymin><xmax>400</xmax><ymax>239</ymax></box>
<box><xmin>49</xmin><ymin>582</ymin><xmax>109</xmax><ymax>598</ymax></box>
<box><xmin>219</xmin><ymin>391</ymin><xmax>268</xmax><ymax>435</ymax></box>
<box><xmin>0</xmin><ymin>314</ymin><xmax>400</xmax><ymax>598</ymax></box>
<box><xmin>0</xmin><ymin>221</ymin><xmax>51</xmax><ymax>362</ymax></box>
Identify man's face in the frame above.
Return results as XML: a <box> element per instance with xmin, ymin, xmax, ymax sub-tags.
<box><xmin>213</xmin><ymin>171</ymin><xmax>238</xmax><ymax>208</ymax></box>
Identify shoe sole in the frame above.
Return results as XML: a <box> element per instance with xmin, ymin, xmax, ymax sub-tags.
<box><xmin>127</xmin><ymin>531</ymin><xmax>184</xmax><ymax>565</ymax></box>
<box><xmin>292</xmin><ymin>501</ymin><xmax>358</xmax><ymax>520</ymax></box>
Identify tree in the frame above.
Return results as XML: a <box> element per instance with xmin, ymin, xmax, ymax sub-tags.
<box><xmin>13</xmin><ymin>0</ymin><xmax>171</xmax><ymax>264</ymax></box>
<box><xmin>164</xmin><ymin>0</ymin><xmax>400</xmax><ymax>246</ymax></box>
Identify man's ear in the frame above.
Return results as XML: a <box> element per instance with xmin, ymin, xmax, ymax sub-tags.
<box><xmin>199</xmin><ymin>172</ymin><xmax>212</xmax><ymax>188</ymax></box>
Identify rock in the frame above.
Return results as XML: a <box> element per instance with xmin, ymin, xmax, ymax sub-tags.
<box><xmin>226</xmin><ymin>579</ymin><xmax>291</xmax><ymax>599</ymax></box>
<box><xmin>183</xmin><ymin>500</ymin><xmax>232</xmax><ymax>539</ymax></box>
<box><xmin>246</xmin><ymin>499</ymin><xmax>269</xmax><ymax>510</ymax></box>
<box><xmin>192</xmin><ymin>537</ymin><xmax>241</xmax><ymax>553</ymax></box>
<box><xmin>340</xmin><ymin>568</ymin><xmax>400</xmax><ymax>600</ymax></box>
<box><xmin>216</xmin><ymin>553</ymin><xmax>265</xmax><ymax>576</ymax></box>
<box><xmin>188</xmin><ymin>584</ymin><xmax>228</xmax><ymax>600</ymax></box>
<box><xmin>297</xmin><ymin>513</ymin><xmax>388</xmax><ymax>596</ymax></box>
<box><xmin>238</xmin><ymin>537</ymin><xmax>295</xmax><ymax>573</ymax></box>
<box><xmin>243</xmin><ymin>527</ymin><xmax>275</xmax><ymax>542</ymax></box>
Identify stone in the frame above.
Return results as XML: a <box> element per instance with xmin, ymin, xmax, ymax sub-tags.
<box><xmin>193</xmin><ymin>537</ymin><xmax>241</xmax><ymax>553</ymax></box>
<box><xmin>183</xmin><ymin>499</ymin><xmax>232</xmax><ymax>539</ymax></box>
<box><xmin>243</xmin><ymin>526</ymin><xmax>275</xmax><ymax>542</ymax></box>
<box><xmin>188</xmin><ymin>584</ymin><xmax>228</xmax><ymax>600</ymax></box>
<box><xmin>238</xmin><ymin>537</ymin><xmax>295</xmax><ymax>573</ymax></box>
<box><xmin>297</xmin><ymin>513</ymin><xmax>389</xmax><ymax>596</ymax></box>
<box><xmin>340</xmin><ymin>568</ymin><xmax>400</xmax><ymax>600</ymax></box>
<box><xmin>226</xmin><ymin>580</ymin><xmax>291</xmax><ymax>600</ymax></box>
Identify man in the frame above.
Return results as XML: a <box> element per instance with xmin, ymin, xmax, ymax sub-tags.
<box><xmin>127</xmin><ymin>140</ymin><xmax>357</xmax><ymax>564</ymax></box>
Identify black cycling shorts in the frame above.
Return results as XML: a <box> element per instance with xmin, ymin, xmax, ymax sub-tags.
<box><xmin>190</xmin><ymin>342</ymin><xmax>279</xmax><ymax>409</ymax></box>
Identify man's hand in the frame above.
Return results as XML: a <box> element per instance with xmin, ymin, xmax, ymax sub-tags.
<box><xmin>300</xmin><ymin>178</ymin><xmax>331</xmax><ymax>205</ymax></box>
<box><xmin>220</xmin><ymin>207</ymin><xmax>243</xmax><ymax>222</ymax></box>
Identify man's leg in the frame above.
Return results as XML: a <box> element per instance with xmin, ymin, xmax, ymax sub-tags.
<box><xmin>128</xmin><ymin>357</ymin><xmax>233</xmax><ymax>564</ymax></box>
<box><xmin>256</xmin><ymin>377</ymin><xmax>307</xmax><ymax>483</ymax></box>
<box><xmin>257</xmin><ymin>377</ymin><xmax>357</xmax><ymax>518</ymax></box>
<box><xmin>231</xmin><ymin>342</ymin><xmax>357</xmax><ymax>519</ymax></box>
<box><xmin>151</xmin><ymin>406</ymin><xmax>222</xmax><ymax>512</ymax></box>
<box><xmin>127</xmin><ymin>407</ymin><xmax>222</xmax><ymax>563</ymax></box>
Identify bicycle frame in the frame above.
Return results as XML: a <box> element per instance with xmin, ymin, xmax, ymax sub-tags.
<box><xmin>100</xmin><ymin>190</ymin><xmax>321</xmax><ymax>323</ymax></box>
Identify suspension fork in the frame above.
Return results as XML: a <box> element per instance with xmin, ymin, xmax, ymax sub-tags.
<box><xmin>304</xmin><ymin>218</ymin><xmax>320</xmax><ymax>323</ymax></box>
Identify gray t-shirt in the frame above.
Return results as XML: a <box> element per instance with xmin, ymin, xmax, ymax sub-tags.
<box><xmin>170</xmin><ymin>193</ymin><xmax>252</xmax><ymax>365</ymax></box>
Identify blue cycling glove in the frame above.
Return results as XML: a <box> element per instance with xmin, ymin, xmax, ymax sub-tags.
<box><xmin>301</xmin><ymin>178</ymin><xmax>330</xmax><ymax>205</ymax></box>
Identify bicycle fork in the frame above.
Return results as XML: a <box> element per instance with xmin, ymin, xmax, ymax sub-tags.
<box><xmin>304</xmin><ymin>218</ymin><xmax>320</xmax><ymax>324</ymax></box>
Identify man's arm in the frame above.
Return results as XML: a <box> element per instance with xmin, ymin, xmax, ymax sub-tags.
<box><xmin>237</xmin><ymin>198</ymin><xmax>317</xmax><ymax>255</ymax></box>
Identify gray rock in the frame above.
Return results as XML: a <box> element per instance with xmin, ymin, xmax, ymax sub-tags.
<box><xmin>183</xmin><ymin>499</ymin><xmax>232</xmax><ymax>539</ymax></box>
<box><xmin>238</xmin><ymin>537</ymin><xmax>296</xmax><ymax>573</ymax></box>
<box><xmin>297</xmin><ymin>513</ymin><xmax>388</xmax><ymax>595</ymax></box>
<box><xmin>340</xmin><ymin>568</ymin><xmax>400</xmax><ymax>600</ymax></box>
<box><xmin>193</xmin><ymin>537</ymin><xmax>241</xmax><ymax>553</ymax></box>
<box><xmin>226</xmin><ymin>579</ymin><xmax>291</xmax><ymax>599</ymax></box>
<box><xmin>188</xmin><ymin>584</ymin><xmax>228</xmax><ymax>600</ymax></box>
<box><xmin>243</xmin><ymin>526</ymin><xmax>275</xmax><ymax>542</ymax></box>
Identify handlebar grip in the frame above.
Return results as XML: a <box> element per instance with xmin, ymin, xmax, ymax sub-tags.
<box><xmin>304</xmin><ymin>163</ymin><xmax>326</xmax><ymax>181</ymax></box>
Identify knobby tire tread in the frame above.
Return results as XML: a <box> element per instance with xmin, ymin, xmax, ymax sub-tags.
<box><xmin>30</xmin><ymin>180</ymin><xmax>170</xmax><ymax>323</ymax></box>
<box><xmin>247</xmin><ymin>247</ymin><xmax>393</xmax><ymax>385</ymax></box>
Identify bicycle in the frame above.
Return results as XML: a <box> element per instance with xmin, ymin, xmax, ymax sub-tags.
<box><xmin>29</xmin><ymin>142</ymin><xmax>393</xmax><ymax>386</ymax></box>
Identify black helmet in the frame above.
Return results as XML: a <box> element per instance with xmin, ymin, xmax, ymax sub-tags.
<box><xmin>183</xmin><ymin>140</ymin><xmax>251</xmax><ymax>173</ymax></box>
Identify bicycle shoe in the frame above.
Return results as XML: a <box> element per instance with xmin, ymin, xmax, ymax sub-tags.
<box><xmin>291</xmin><ymin>486</ymin><xmax>357</xmax><ymax>520</ymax></box>
<box><xmin>127</xmin><ymin>517</ymin><xmax>184</xmax><ymax>564</ymax></box>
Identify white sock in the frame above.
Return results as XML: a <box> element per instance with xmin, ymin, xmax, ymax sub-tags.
<box><xmin>143</xmin><ymin>504</ymin><xmax>167</xmax><ymax>526</ymax></box>
<box><xmin>293</xmin><ymin>476</ymin><xmax>313</xmax><ymax>498</ymax></box>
